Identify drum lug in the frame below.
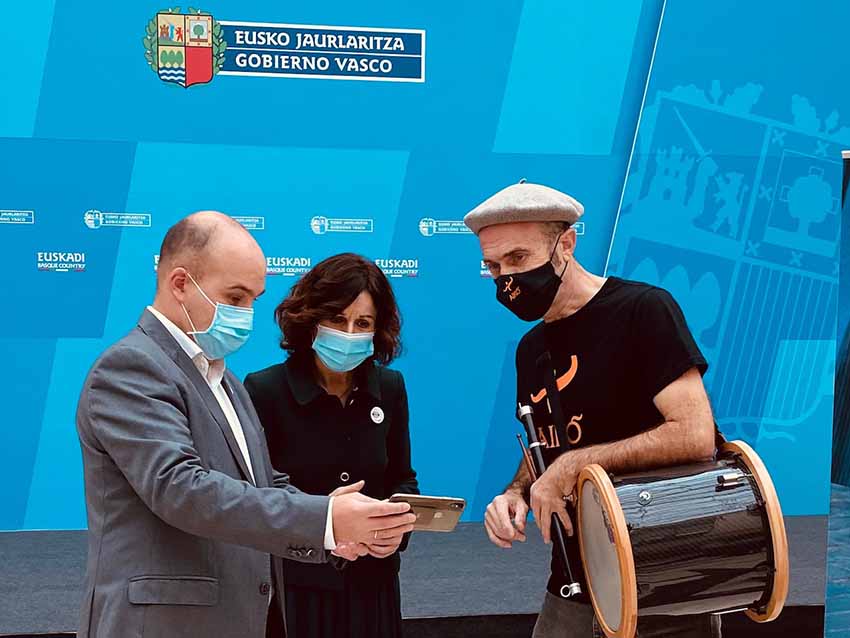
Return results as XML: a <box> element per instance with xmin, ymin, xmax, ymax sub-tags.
<box><xmin>716</xmin><ymin>472</ymin><xmax>746</xmax><ymax>490</ymax></box>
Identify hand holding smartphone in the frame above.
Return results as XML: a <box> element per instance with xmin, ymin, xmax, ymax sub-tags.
<box><xmin>388</xmin><ymin>494</ymin><xmax>466</xmax><ymax>532</ymax></box>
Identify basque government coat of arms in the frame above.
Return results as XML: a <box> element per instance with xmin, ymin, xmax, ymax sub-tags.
<box><xmin>143</xmin><ymin>7</ymin><xmax>226</xmax><ymax>87</ymax></box>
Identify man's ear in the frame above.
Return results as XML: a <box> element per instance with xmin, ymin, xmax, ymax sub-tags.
<box><xmin>562</xmin><ymin>227</ymin><xmax>577</xmax><ymax>257</ymax></box>
<box><xmin>169</xmin><ymin>267</ymin><xmax>190</xmax><ymax>302</ymax></box>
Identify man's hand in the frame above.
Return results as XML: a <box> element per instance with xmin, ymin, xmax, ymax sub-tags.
<box><xmin>484</xmin><ymin>488</ymin><xmax>529</xmax><ymax>549</ymax></box>
<box><xmin>328</xmin><ymin>482</ymin><xmax>369</xmax><ymax>561</ymax></box>
<box><xmin>529</xmin><ymin>464</ymin><xmax>576</xmax><ymax>544</ymax></box>
<box><xmin>332</xmin><ymin>486</ymin><xmax>416</xmax><ymax>546</ymax></box>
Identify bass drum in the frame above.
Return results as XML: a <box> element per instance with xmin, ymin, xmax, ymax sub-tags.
<box><xmin>576</xmin><ymin>441</ymin><xmax>788</xmax><ymax>638</ymax></box>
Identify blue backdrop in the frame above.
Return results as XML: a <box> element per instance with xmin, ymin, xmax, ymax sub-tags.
<box><xmin>605</xmin><ymin>1</ymin><xmax>848</xmax><ymax>516</ymax></box>
<box><xmin>1</xmin><ymin>0</ymin><xmax>846</xmax><ymax>531</ymax></box>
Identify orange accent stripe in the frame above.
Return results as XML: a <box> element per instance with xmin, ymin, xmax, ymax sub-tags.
<box><xmin>530</xmin><ymin>355</ymin><xmax>578</xmax><ymax>403</ymax></box>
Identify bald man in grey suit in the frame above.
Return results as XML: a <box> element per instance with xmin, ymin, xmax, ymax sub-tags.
<box><xmin>75</xmin><ymin>212</ymin><xmax>416</xmax><ymax>638</ymax></box>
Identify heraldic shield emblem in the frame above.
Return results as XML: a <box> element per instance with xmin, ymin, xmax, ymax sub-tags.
<box><xmin>143</xmin><ymin>8</ymin><xmax>226</xmax><ymax>88</ymax></box>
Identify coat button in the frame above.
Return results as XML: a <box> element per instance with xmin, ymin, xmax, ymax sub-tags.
<box><xmin>340</xmin><ymin>472</ymin><xmax>350</xmax><ymax>482</ymax></box>
<box><xmin>259</xmin><ymin>582</ymin><xmax>271</xmax><ymax>596</ymax></box>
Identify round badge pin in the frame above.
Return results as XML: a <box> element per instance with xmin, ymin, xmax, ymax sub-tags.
<box><xmin>370</xmin><ymin>407</ymin><xmax>385</xmax><ymax>424</ymax></box>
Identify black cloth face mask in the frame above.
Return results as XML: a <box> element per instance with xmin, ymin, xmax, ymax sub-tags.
<box><xmin>494</xmin><ymin>234</ymin><xmax>569</xmax><ymax>321</ymax></box>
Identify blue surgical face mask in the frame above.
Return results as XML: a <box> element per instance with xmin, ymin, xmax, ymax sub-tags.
<box><xmin>312</xmin><ymin>324</ymin><xmax>375</xmax><ymax>373</ymax></box>
<box><xmin>181</xmin><ymin>273</ymin><xmax>253</xmax><ymax>360</ymax></box>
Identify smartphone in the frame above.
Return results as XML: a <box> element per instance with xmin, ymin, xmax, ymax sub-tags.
<box><xmin>389</xmin><ymin>494</ymin><xmax>466</xmax><ymax>532</ymax></box>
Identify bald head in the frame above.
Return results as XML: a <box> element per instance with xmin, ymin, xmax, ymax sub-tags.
<box><xmin>158</xmin><ymin>211</ymin><xmax>255</xmax><ymax>283</ymax></box>
<box><xmin>152</xmin><ymin>211</ymin><xmax>267</xmax><ymax>335</ymax></box>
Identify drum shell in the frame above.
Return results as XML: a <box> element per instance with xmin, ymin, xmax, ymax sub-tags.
<box><xmin>613</xmin><ymin>458</ymin><xmax>772</xmax><ymax>616</ymax></box>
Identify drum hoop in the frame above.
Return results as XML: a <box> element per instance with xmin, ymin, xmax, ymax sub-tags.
<box><xmin>576</xmin><ymin>463</ymin><xmax>638</xmax><ymax>638</ymax></box>
<box><xmin>721</xmin><ymin>440</ymin><xmax>789</xmax><ymax>622</ymax></box>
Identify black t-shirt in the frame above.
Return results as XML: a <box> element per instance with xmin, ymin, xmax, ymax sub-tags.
<box><xmin>514</xmin><ymin>276</ymin><xmax>708</xmax><ymax>600</ymax></box>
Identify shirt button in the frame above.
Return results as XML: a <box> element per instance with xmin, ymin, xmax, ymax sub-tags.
<box><xmin>259</xmin><ymin>582</ymin><xmax>271</xmax><ymax>596</ymax></box>
<box><xmin>340</xmin><ymin>472</ymin><xmax>350</xmax><ymax>482</ymax></box>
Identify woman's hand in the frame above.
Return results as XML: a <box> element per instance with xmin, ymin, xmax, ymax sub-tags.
<box><xmin>365</xmin><ymin>534</ymin><xmax>404</xmax><ymax>559</ymax></box>
<box><xmin>330</xmin><ymin>480</ymin><xmax>365</xmax><ymax>497</ymax></box>
<box><xmin>330</xmin><ymin>483</ymin><xmax>408</xmax><ymax>558</ymax></box>
<box><xmin>332</xmin><ymin>541</ymin><xmax>369</xmax><ymax>561</ymax></box>
<box><xmin>366</xmin><ymin>496</ymin><xmax>407</xmax><ymax>558</ymax></box>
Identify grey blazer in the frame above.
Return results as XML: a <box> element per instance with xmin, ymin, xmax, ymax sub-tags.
<box><xmin>75</xmin><ymin>310</ymin><xmax>330</xmax><ymax>638</ymax></box>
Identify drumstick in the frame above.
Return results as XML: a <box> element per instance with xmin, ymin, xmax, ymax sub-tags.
<box><xmin>517</xmin><ymin>434</ymin><xmax>538</xmax><ymax>482</ymax></box>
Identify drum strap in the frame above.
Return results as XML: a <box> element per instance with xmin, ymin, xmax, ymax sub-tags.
<box><xmin>535</xmin><ymin>351</ymin><xmax>573</xmax><ymax>452</ymax></box>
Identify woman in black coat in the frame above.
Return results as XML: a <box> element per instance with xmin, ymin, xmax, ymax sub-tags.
<box><xmin>244</xmin><ymin>252</ymin><xmax>419</xmax><ymax>638</ymax></box>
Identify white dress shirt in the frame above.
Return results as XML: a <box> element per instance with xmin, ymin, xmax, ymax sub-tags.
<box><xmin>146</xmin><ymin>306</ymin><xmax>336</xmax><ymax>551</ymax></box>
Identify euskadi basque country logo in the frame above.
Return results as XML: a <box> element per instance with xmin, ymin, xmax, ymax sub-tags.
<box><xmin>143</xmin><ymin>8</ymin><xmax>425</xmax><ymax>86</ymax></box>
<box><xmin>37</xmin><ymin>252</ymin><xmax>86</xmax><ymax>273</ymax></box>
<box><xmin>267</xmin><ymin>256</ymin><xmax>311</xmax><ymax>277</ymax></box>
<box><xmin>143</xmin><ymin>8</ymin><xmax>225</xmax><ymax>88</ymax></box>
<box><xmin>375</xmin><ymin>258</ymin><xmax>418</xmax><ymax>278</ymax></box>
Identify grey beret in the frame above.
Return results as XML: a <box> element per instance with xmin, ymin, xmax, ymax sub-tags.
<box><xmin>463</xmin><ymin>180</ymin><xmax>584</xmax><ymax>235</ymax></box>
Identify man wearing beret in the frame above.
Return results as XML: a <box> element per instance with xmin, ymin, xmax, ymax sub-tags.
<box><xmin>465</xmin><ymin>181</ymin><xmax>722</xmax><ymax>637</ymax></box>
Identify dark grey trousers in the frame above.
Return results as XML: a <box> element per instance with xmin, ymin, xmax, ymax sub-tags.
<box><xmin>532</xmin><ymin>593</ymin><xmax>722</xmax><ymax>638</ymax></box>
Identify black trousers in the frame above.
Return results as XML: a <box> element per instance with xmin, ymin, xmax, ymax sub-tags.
<box><xmin>266</xmin><ymin>599</ymin><xmax>286</xmax><ymax>638</ymax></box>
<box><xmin>533</xmin><ymin>593</ymin><xmax>722</xmax><ymax>637</ymax></box>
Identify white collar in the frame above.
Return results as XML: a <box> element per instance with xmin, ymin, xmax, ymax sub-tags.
<box><xmin>146</xmin><ymin>305</ymin><xmax>226</xmax><ymax>385</ymax></box>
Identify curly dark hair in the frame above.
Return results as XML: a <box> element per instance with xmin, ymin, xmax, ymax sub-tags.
<box><xmin>275</xmin><ymin>253</ymin><xmax>402</xmax><ymax>365</ymax></box>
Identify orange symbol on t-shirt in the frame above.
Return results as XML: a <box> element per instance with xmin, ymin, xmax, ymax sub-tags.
<box><xmin>530</xmin><ymin>355</ymin><xmax>578</xmax><ymax>404</ymax></box>
<box><xmin>567</xmin><ymin>414</ymin><xmax>583</xmax><ymax>445</ymax></box>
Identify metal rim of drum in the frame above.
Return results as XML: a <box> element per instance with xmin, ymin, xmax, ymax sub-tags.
<box><xmin>576</xmin><ymin>463</ymin><xmax>638</xmax><ymax>638</ymax></box>
<box><xmin>720</xmin><ymin>440</ymin><xmax>789</xmax><ymax>622</ymax></box>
